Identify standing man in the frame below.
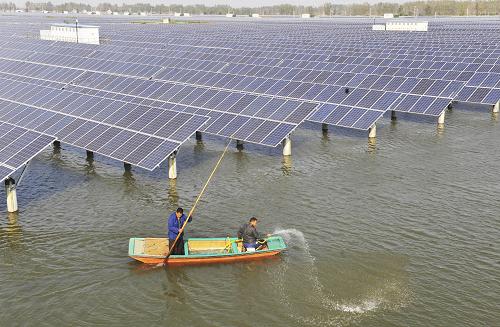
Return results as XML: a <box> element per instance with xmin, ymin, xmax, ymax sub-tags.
<box><xmin>168</xmin><ymin>207</ymin><xmax>192</xmax><ymax>255</ymax></box>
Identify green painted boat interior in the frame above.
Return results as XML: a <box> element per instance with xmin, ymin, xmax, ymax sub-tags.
<box><xmin>129</xmin><ymin>236</ymin><xmax>287</xmax><ymax>258</ymax></box>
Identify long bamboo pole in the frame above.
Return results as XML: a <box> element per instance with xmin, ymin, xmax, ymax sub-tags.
<box><xmin>162</xmin><ymin>137</ymin><xmax>233</xmax><ymax>264</ymax></box>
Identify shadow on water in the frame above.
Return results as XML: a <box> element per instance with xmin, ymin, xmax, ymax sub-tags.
<box><xmin>0</xmin><ymin>212</ymin><xmax>24</xmax><ymax>252</ymax></box>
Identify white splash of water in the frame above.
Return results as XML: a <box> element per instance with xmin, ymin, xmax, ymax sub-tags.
<box><xmin>272</xmin><ymin>228</ymin><xmax>382</xmax><ymax>314</ymax></box>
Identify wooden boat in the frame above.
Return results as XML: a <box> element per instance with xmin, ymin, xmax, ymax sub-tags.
<box><xmin>128</xmin><ymin>236</ymin><xmax>287</xmax><ymax>265</ymax></box>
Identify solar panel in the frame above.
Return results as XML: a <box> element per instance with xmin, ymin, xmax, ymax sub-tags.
<box><xmin>0</xmin><ymin>16</ymin><xmax>499</xmax><ymax>145</ymax></box>
<box><xmin>0</xmin><ymin>121</ymin><xmax>55</xmax><ymax>181</ymax></box>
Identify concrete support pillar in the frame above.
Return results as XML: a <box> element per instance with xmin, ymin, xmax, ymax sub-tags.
<box><xmin>236</xmin><ymin>140</ymin><xmax>244</xmax><ymax>151</ymax></box>
<box><xmin>124</xmin><ymin>162</ymin><xmax>132</xmax><ymax>171</ymax></box>
<box><xmin>368</xmin><ymin>124</ymin><xmax>377</xmax><ymax>139</ymax></box>
<box><xmin>391</xmin><ymin>110</ymin><xmax>397</xmax><ymax>121</ymax></box>
<box><xmin>493</xmin><ymin>101</ymin><xmax>500</xmax><ymax>113</ymax></box>
<box><xmin>282</xmin><ymin>135</ymin><xmax>291</xmax><ymax>156</ymax></box>
<box><xmin>195</xmin><ymin>131</ymin><xmax>202</xmax><ymax>141</ymax></box>
<box><xmin>4</xmin><ymin>177</ymin><xmax>18</xmax><ymax>213</ymax></box>
<box><xmin>438</xmin><ymin>110</ymin><xmax>445</xmax><ymax>126</ymax></box>
<box><xmin>168</xmin><ymin>151</ymin><xmax>177</xmax><ymax>180</ymax></box>
<box><xmin>321</xmin><ymin>123</ymin><xmax>328</xmax><ymax>133</ymax></box>
<box><xmin>86</xmin><ymin>150</ymin><xmax>94</xmax><ymax>160</ymax></box>
<box><xmin>53</xmin><ymin>140</ymin><xmax>61</xmax><ymax>147</ymax></box>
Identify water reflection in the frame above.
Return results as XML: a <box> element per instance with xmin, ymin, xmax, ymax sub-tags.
<box><xmin>234</xmin><ymin>150</ymin><xmax>250</xmax><ymax>174</ymax></box>
<box><xmin>168</xmin><ymin>179</ymin><xmax>179</xmax><ymax>208</ymax></box>
<box><xmin>492</xmin><ymin>112</ymin><xmax>498</xmax><ymax>122</ymax></box>
<box><xmin>281</xmin><ymin>156</ymin><xmax>292</xmax><ymax>176</ymax></box>
<box><xmin>162</xmin><ymin>266</ymin><xmax>189</xmax><ymax>307</ymax></box>
<box><xmin>84</xmin><ymin>152</ymin><xmax>96</xmax><ymax>175</ymax></box>
<box><xmin>0</xmin><ymin>211</ymin><xmax>23</xmax><ymax>250</ymax></box>
<box><xmin>51</xmin><ymin>143</ymin><xmax>62</xmax><ymax>161</ymax></box>
<box><xmin>194</xmin><ymin>139</ymin><xmax>204</xmax><ymax>153</ymax></box>
<box><xmin>321</xmin><ymin>129</ymin><xmax>330</xmax><ymax>142</ymax></box>
<box><xmin>367</xmin><ymin>138</ymin><xmax>377</xmax><ymax>154</ymax></box>
<box><xmin>436</xmin><ymin>123</ymin><xmax>445</xmax><ymax>136</ymax></box>
<box><xmin>122</xmin><ymin>167</ymin><xmax>137</xmax><ymax>192</ymax></box>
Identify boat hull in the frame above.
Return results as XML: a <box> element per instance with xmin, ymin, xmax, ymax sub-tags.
<box><xmin>128</xmin><ymin>236</ymin><xmax>286</xmax><ymax>265</ymax></box>
<box><xmin>131</xmin><ymin>250</ymin><xmax>282</xmax><ymax>265</ymax></box>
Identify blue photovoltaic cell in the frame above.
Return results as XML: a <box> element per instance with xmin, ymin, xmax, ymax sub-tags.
<box><xmin>0</xmin><ymin>164</ymin><xmax>13</xmax><ymax>182</ymax></box>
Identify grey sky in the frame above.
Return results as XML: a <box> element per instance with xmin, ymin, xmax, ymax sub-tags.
<box><xmin>13</xmin><ymin>0</ymin><xmax>395</xmax><ymax>8</ymax></box>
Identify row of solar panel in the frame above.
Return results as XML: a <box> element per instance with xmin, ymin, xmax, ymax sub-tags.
<box><xmin>0</xmin><ymin>42</ymin><xmax>480</xmax><ymax>110</ymax></box>
<box><xmin>0</xmin><ymin>39</ymin><xmax>493</xmax><ymax>111</ymax></box>
<box><xmin>67</xmin><ymin>84</ymin><xmax>302</xmax><ymax>145</ymax></box>
<box><xmin>90</xmin><ymin>42</ymin><xmax>500</xmax><ymax>67</ymax></box>
<box><xmin>0</xmin><ymin>78</ymin><xmax>209</xmax><ymax>143</ymax></box>
<box><xmin>3</xmin><ymin>36</ymin><xmax>499</xmax><ymax>83</ymax></box>
<box><xmin>0</xmin><ymin>99</ymin><xmax>182</xmax><ymax>171</ymax></box>
<box><xmin>0</xmin><ymin>57</ymin><xmax>317</xmax><ymax>128</ymax></box>
<box><xmin>0</xmin><ymin>57</ymin><xmax>444</xmax><ymax>131</ymax></box>
<box><xmin>4</xmin><ymin>39</ymin><xmax>499</xmax><ymax>83</ymax></box>
<box><xmin>66</xmin><ymin>76</ymin><xmax>397</xmax><ymax>130</ymax></box>
<box><xmin>88</xmin><ymin>46</ymin><xmax>500</xmax><ymax>77</ymax></box>
<box><xmin>9</xmin><ymin>35</ymin><xmax>494</xmax><ymax>70</ymax></box>
<box><xmin>155</xmin><ymin>66</ymin><xmax>464</xmax><ymax>100</ymax></box>
<box><xmin>0</xmin><ymin>75</ymin><xmax>307</xmax><ymax>148</ymax></box>
<box><xmin>99</xmin><ymin>35</ymin><xmax>500</xmax><ymax>62</ymax></box>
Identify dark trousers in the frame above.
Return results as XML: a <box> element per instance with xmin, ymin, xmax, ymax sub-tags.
<box><xmin>169</xmin><ymin>238</ymin><xmax>185</xmax><ymax>255</ymax></box>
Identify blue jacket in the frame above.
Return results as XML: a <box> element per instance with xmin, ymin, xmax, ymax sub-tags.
<box><xmin>168</xmin><ymin>212</ymin><xmax>192</xmax><ymax>240</ymax></box>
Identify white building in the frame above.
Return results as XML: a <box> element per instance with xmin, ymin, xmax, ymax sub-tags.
<box><xmin>373</xmin><ymin>21</ymin><xmax>428</xmax><ymax>32</ymax></box>
<box><xmin>301</xmin><ymin>13</ymin><xmax>311</xmax><ymax>18</ymax></box>
<box><xmin>383</xmin><ymin>13</ymin><xmax>394</xmax><ymax>19</ymax></box>
<box><xmin>386</xmin><ymin>21</ymin><xmax>428</xmax><ymax>31</ymax></box>
<box><xmin>40</xmin><ymin>23</ymin><xmax>100</xmax><ymax>45</ymax></box>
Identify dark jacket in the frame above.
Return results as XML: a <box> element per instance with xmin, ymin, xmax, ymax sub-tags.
<box><xmin>237</xmin><ymin>222</ymin><xmax>263</xmax><ymax>244</ymax></box>
<box><xmin>168</xmin><ymin>212</ymin><xmax>192</xmax><ymax>240</ymax></box>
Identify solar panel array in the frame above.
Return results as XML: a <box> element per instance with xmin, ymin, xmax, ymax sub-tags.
<box><xmin>0</xmin><ymin>15</ymin><xmax>499</xmax><ymax>181</ymax></box>
<box><xmin>0</xmin><ymin>121</ymin><xmax>55</xmax><ymax>181</ymax></box>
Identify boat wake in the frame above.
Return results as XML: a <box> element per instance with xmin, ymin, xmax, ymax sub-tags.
<box><xmin>270</xmin><ymin>228</ymin><xmax>408</xmax><ymax>325</ymax></box>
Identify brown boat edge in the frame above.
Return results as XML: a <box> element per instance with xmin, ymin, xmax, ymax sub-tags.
<box><xmin>128</xmin><ymin>236</ymin><xmax>287</xmax><ymax>265</ymax></box>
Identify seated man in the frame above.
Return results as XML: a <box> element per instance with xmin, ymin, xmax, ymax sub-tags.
<box><xmin>237</xmin><ymin>217</ymin><xmax>269</xmax><ymax>252</ymax></box>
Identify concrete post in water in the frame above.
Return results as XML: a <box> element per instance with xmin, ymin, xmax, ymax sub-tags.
<box><xmin>86</xmin><ymin>150</ymin><xmax>94</xmax><ymax>161</ymax></box>
<box><xmin>124</xmin><ymin>162</ymin><xmax>132</xmax><ymax>171</ymax></box>
<box><xmin>322</xmin><ymin>123</ymin><xmax>328</xmax><ymax>133</ymax></box>
<box><xmin>391</xmin><ymin>110</ymin><xmax>397</xmax><ymax>121</ymax></box>
<box><xmin>282</xmin><ymin>135</ymin><xmax>291</xmax><ymax>156</ymax></box>
<box><xmin>4</xmin><ymin>177</ymin><xmax>18</xmax><ymax>213</ymax></box>
<box><xmin>236</xmin><ymin>140</ymin><xmax>244</xmax><ymax>151</ymax></box>
<box><xmin>368</xmin><ymin>124</ymin><xmax>377</xmax><ymax>139</ymax></box>
<box><xmin>168</xmin><ymin>151</ymin><xmax>177</xmax><ymax>180</ymax></box>
<box><xmin>53</xmin><ymin>140</ymin><xmax>61</xmax><ymax>148</ymax></box>
<box><xmin>438</xmin><ymin>110</ymin><xmax>445</xmax><ymax>127</ymax></box>
<box><xmin>195</xmin><ymin>131</ymin><xmax>202</xmax><ymax>141</ymax></box>
<box><xmin>494</xmin><ymin>101</ymin><xmax>500</xmax><ymax>113</ymax></box>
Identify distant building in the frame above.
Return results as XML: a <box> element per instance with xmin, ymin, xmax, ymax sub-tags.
<box><xmin>386</xmin><ymin>21</ymin><xmax>428</xmax><ymax>31</ymax></box>
<box><xmin>225</xmin><ymin>13</ymin><xmax>236</xmax><ymax>17</ymax></box>
<box><xmin>40</xmin><ymin>23</ymin><xmax>100</xmax><ymax>45</ymax></box>
<box><xmin>301</xmin><ymin>13</ymin><xmax>311</xmax><ymax>18</ymax></box>
<box><xmin>251</xmin><ymin>13</ymin><xmax>260</xmax><ymax>18</ymax></box>
<box><xmin>383</xmin><ymin>13</ymin><xmax>394</xmax><ymax>19</ymax></box>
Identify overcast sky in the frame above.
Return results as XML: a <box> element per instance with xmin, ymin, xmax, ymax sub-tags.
<box><xmin>14</xmin><ymin>0</ymin><xmax>395</xmax><ymax>8</ymax></box>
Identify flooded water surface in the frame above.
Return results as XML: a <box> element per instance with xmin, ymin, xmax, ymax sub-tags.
<box><xmin>1</xmin><ymin>108</ymin><xmax>499</xmax><ymax>326</ymax></box>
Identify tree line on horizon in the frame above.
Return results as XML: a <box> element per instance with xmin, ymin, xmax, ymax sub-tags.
<box><xmin>1</xmin><ymin>1</ymin><xmax>499</xmax><ymax>16</ymax></box>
